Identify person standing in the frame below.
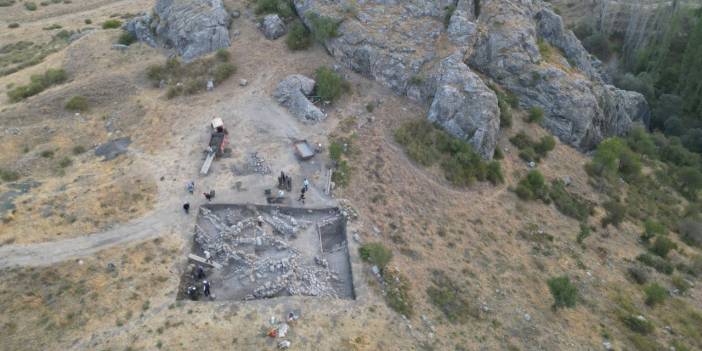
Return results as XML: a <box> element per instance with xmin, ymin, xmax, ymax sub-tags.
<box><xmin>203</xmin><ymin>280</ymin><xmax>211</xmax><ymax>298</ymax></box>
<box><xmin>298</xmin><ymin>186</ymin><xmax>306</xmax><ymax>204</ymax></box>
<box><xmin>183</xmin><ymin>202</ymin><xmax>190</xmax><ymax>214</ymax></box>
<box><xmin>303</xmin><ymin>178</ymin><xmax>309</xmax><ymax>192</ymax></box>
<box><xmin>186</xmin><ymin>181</ymin><xmax>195</xmax><ymax>194</ymax></box>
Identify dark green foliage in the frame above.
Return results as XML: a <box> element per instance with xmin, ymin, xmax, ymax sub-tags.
<box><xmin>383</xmin><ymin>269</ymin><xmax>413</xmax><ymax>317</ymax></box>
<box><xmin>509</xmin><ymin>132</ymin><xmax>556</xmax><ymax>163</ymax></box>
<box><xmin>576</xmin><ymin>223</ymin><xmax>591</xmax><ymax>245</ymax></box>
<box><xmin>650</xmin><ymin>236</ymin><xmax>677</xmax><ymax>258</ymax></box>
<box><xmin>8</xmin><ymin>23</ymin><xmax>20</xmax><ymax>29</ymax></box>
<box><xmin>493</xmin><ymin>147</ymin><xmax>503</xmax><ymax>160</ymax></box>
<box><xmin>671</xmin><ymin>275</ymin><xmax>691</xmax><ymax>293</ymax></box>
<box><xmin>7</xmin><ymin>68</ymin><xmax>67</xmax><ymax>102</ymax></box>
<box><xmin>314</xmin><ymin>66</ymin><xmax>349</xmax><ymax>102</ymax></box>
<box><xmin>394</xmin><ymin>119</ymin><xmax>503</xmax><ymax>187</ymax></box>
<box><xmin>24</xmin><ymin>2</ymin><xmax>37</xmax><ymax>10</ymax></box>
<box><xmin>286</xmin><ymin>21</ymin><xmax>312</xmax><ymax>50</ymax></box>
<box><xmin>40</xmin><ymin>150</ymin><xmax>54</xmax><ymax>158</ymax></box>
<box><xmin>588</xmin><ymin>137</ymin><xmax>641</xmax><ymax>182</ymax></box>
<box><xmin>547</xmin><ymin>276</ymin><xmax>577</xmax><ymax>309</ymax></box>
<box><xmin>515</xmin><ymin>170</ymin><xmax>548</xmax><ymax>201</ymax></box>
<box><xmin>215</xmin><ymin>48</ymin><xmax>230</xmax><ymax>62</ymax></box>
<box><xmin>117</xmin><ymin>31</ymin><xmax>136</xmax><ymax>46</ymax></box>
<box><xmin>550</xmin><ymin>180</ymin><xmax>592</xmax><ymax>221</ymax></box>
<box><xmin>328</xmin><ymin>137</ymin><xmax>352</xmax><ymax>187</ymax></box>
<box><xmin>359</xmin><ymin>243</ymin><xmax>392</xmax><ymax>270</ymax></box>
<box><xmin>84</xmin><ymin>19</ymin><xmax>92</xmax><ymax>24</ymax></box>
<box><xmin>72</xmin><ymin>145</ymin><xmax>86</xmax><ymax>155</ymax></box>
<box><xmin>628</xmin><ymin>266</ymin><xmax>649</xmax><ymax>285</ymax></box>
<box><xmin>622</xmin><ymin>315</ymin><xmax>655</xmax><ymax>334</ymax></box>
<box><xmin>582</xmin><ymin>32</ymin><xmax>611</xmax><ymax>60</ymax></box>
<box><xmin>0</xmin><ymin>0</ymin><xmax>16</xmax><ymax>7</ymax></box>
<box><xmin>58</xmin><ymin>157</ymin><xmax>72</xmax><ymax>168</ymax></box>
<box><xmin>0</xmin><ymin>169</ymin><xmax>20</xmax><ymax>182</ymax></box>
<box><xmin>644</xmin><ymin>283</ymin><xmax>667</xmax><ymax>306</ymax></box>
<box><xmin>493</xmin><ymin>87</ymin><xmax>514</xmax><ymax>128</ymax></box>
<box><xmin>64</xmin><ymin>95</ymin><xmax>88</xmax><ymax>111</ymax></box>
<box><xmin>213</xmin><ymin>63</ymin><xmax>236</xmax><ymax>84</ymax></box>
<box><xmin>637</xmin><ymin>253</ymin><xmax>674</xmax><ymax>275</ymax></box>
<box><xmin>602</xmin><ymin>200</ymin><xmax>626</xmax><ymax>228</ymax></box>
<box><xmin>535</xmin><ymin>135</ymin><xmax>556</xmax><ymax>155</ymax></box>
<box><xmin>443</xmin><ymin>4</ymin><xmax>456</xmax><ymax>28</ymax></box>
<box><xmin>641</xmin><ymin>219</ymin><xmax>665</xmax><ymax>242</ymax></box>
<box><xmin>101</xmin><ymin>19</ymin><xmax>122</xmax><ymax>29</ymax></box>
<box><xmin>426</xmin><ymin>270</ymin><xmax>472</xmax><ymax>323</ymax></box>
<box><xmin>527</xmin><ymin>107</ymin><xmax>544</xmax><ymax>123</ymax></box>
<box><xmin>146</xmin><ymin>55</ymin><xmax>235</xmax><ymax>98</ymax></box>
<box><xmin>254</xmin><ymin>0</ymin><xmax>294</xmax><ymax>18</ymax></box>
<box><xmin>306</xmin><ymin>13</ymin><xmax>341</xmax><ymax>43</ymax></box>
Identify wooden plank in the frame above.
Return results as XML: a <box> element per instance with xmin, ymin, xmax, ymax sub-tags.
<box><xmin>188</xmin><ymin>253</ymin><xmax>223</xmax><ymax>269</ymax></box>
<box><xmin>200</xmin><ymin>152</ymin><xmax>215</xmax><ymax>175</ymax></box>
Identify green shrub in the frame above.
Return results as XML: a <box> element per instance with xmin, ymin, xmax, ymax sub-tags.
<box><xmin>671</xmin><ymin>275</ymin><xmax>691</xmax><ymax>293</ymax></box>
<box><xmin>641</xmin><ymin>219</ymin><xmax>665</xmax><ymax>242</ymax></box>
<box><xmin>527</xmin><ymin>107</ymin><xmax>544</xmax><ymax>123</ymax></box>
<box><xmin>213</xmin><ymin>63</ymin><xmax>236</xmax><ymax>84</ymax></box>
<box><xmin>486</xmin><ymin>161</ymin><xmax>504</xmax><ymax>185</ymax></box>
<box><xmin>7</xmin><ymin>68</ymin><xmax>67</xmax><ymax>102</ymax></box>
<box><xmin>576</xmin><ymin>223</ymin><xmax>591</xmax><ymax>244</ymax></box>
<box><xmin>679</xmin><ymin>218</ymin><xmax>702</xmax><ymax>247</ymax></box>
<box><xmin>547</xmin><ymin>276</ymin><xmax>577</xmax><ymax>309</ymax></box>
<box><xmin>644</xmin><ymin>283</ymin><xmax>667</xmax><ymax>306</ymax></box>
<box><xmin>582</xmin><ymin>32</ymin><xmax>612</xmax><ymax>61</ymax></box>
<box><xmin>84</xmin><ymin>19</ymin><xmax>92</xmax><ymax>24</ymax></box>
<box><xmin>215</xmin><ymin>48</ymin><xmax>230</xmax><ymax>62</ymax></box>
<box><xmin>409</xmin><ymin>75</ymin><xmax>424</xmax><ymax>85</ymax></box>
<box><xmin>0</xmin><ymin>0</ymin><xmax>16</xmax><ymax>7</ymax></box>
<box><xmin>314</xmin><ymin>66</ymin><xmax>349</xmax><ymax>102</ymax></box>
<box><xmin>58</xmin><ymin>156</ymin><xmax>72</xmax><ymax>168</ymax></box>
<box><xmin>650</xmin><ymin>236</ymin><xmax>677</xmax><ymax>257</ymax></box>
<box><xmin>427</xmin><ymin>270</ymin><xmax>472</xmax><ymax>323</ymax></box>
<box><xmin>40</xmin><ymin>150</ymin><xmax>54</xmax><ymax>158</ymax></box>
<box><xmin>254</xmin><ymin>0</ymin><xmax>293</xmax><ymax>18</ymax></box>
<box><xmin>602</xmin><ymin>200</ymin><xmax>626</xmax><ymax>228</ymax></box>
<box><xmin>25</xmin><ymin>2</ymin><xmax>37</xmax><ymax>10</ymax></box>
<box><xmin>8</xmin><ymin>23</ymin><xmax>20</xmax><ymax>29</ymax></box>
<box><xmin>537</xmin><ymin>38</ymin><xmax>553</xmax><ymax>61</ymax></box>
<box><xmin>0</xmin><ymin>169</ymin><xmax>20</xmax><ymax>182</ymax></box>
<box><xmin>550</xmin><ymin>180</ymin><xmax>592</xmax><ymax>221</ymax></box>
<box><xmin>102</xmin><ymin>19</ymin><xmax>122</xmax><ymax>29</ymax></box>
<box><xmin>498</xmin><ymin>97</ymin><xmax>512</xmax><ymax>128</ymax></box>
<box><xmin>286</xmin><ymin>21</ymin><xmax>312</xmax><ymax>50</ymax></box>
<box><xmin>535</xmin><ymin>135</ymin><xmax>556</xmax><ymax>156</ymax></box>
<box><xmin>307</xmin><ymin>13</ymin><xmax>341</xmax><ymax>43</ymax></box>
<box><xmin>359</xmin><ymin>243</ymin><xmax>392</xmax><ymax>269</ymax></box>
<box><xmin>64</xmin><ymin>96</ymin><xmax>88</xmax><ymax>111</ymax></box>
<box><xmin>117</xmin><ymin>31</ymin><xmax>136</xmax><ymax>45</ymax></box>
<box><xmin>493</xmin><ymin>147</ymin><xmax>503</xmax><ymax>160</ymax></box>
<box><xmin>516</xmin><ymin>170</ymin><xmax>548</xmax><ymax>201</ymax></box>
<box><xmin>383</xmin><ymin>268</ymin><xmax>413</xmax><ymax>316</ymax></box>
<box><xmin>637</xmin><ymin>253</ymin><xmax>674</xmax><ymax>275</ymax></box>
<box><xmin>443</xmin><ymin>4</ymin><xmax>456</xmax><ymax>28</ymax></box>
<box><xmin>628</xmin><ymin>266</ymin><xmax>649</xmax><ymax>285</ymax></box>
<box><xmin>72</xmin><ymin>145</ymin><xmax>86</xmax><ymax>155</ymax></box>
<box><xmin>622</xmin><ymin>315</ymin><xmax>655</xmax><ymax>334</ymax></box>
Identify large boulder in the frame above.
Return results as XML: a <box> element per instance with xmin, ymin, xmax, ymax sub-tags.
<box><xmin>261</xmin><ymin>14</ymin><xmax>286</xmax><ymax>40</ymax></box>
<box><xmin>428</xmin><ymin>54</ymin><xmax>499</xmax><ymax>159</ymax></box>
<box><xmin>274</xmin><ymin>75</ymin><xmax>326</xmax><ymax>122</ymax></box>
<box><xmin>126</xmin><ymin>0</ymin><xmax>231</xmax><ymax>62</ymax></box>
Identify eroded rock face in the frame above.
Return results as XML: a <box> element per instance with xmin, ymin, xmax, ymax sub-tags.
<box><xmin>274</xmin><ymin>75</ymin><xmax>326</xmax><ymax>122</ymax></box>
<box><xmin>261</xmin><ymin>14</ymin><xmax>286</xmax><ymax>40</ymax></box>
<box><xmin>126</xmin><ymin>0</ymin><xmax>231</xmax><ymax>62</ymax></box>
<box><xmin>292</xmin><ymin>0</ymin><xmax>648</xmax><ymax>155</ymax></box>
<box><xmin>428</xmin><ymin>54</ymin><xmax>499</xmax><ymax>159</ymax></box>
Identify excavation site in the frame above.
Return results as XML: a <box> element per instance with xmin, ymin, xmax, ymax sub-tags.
<box><xmin>178</xmin><ymin>204</ymin><xmax>354</xmax><ymax>301</ymax></box>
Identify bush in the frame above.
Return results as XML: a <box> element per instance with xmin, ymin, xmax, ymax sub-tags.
<box><xmin>576</xmin><ymin>223</ymin><xmax>591</xmax><ymax>244</ymax></box>
<box><xmin>637</xmin><ymin>253</ymin><xmax>674</xmax><ymax>275</ymax></box>
<box><xmin>0</xmin><ymin>0</ymin><xmax>16</xmax><ymax>7</ymax></box>
<box><xmin>0</xmin><ymin>169</ymin><xmax>20</xmax><ymax>182</ymax></box>
<box><xmin>443</xmin><ymin>4</ymin><xmax>456</xmax><ymax>28</ymax></box>
<box><xmin>64</xmin><ymin>96</ymin><xmax>88</xmax><ymax>111</ymax></box>
<box><xmin>40</xmin><ymin>150</ymin><xmax>54</xmax><ymax>158</ymax></box>
<box><xmin>307</xmin><ymin>13</ymin><xmax>341</xmax><ymax>43</ymax></box>
<box><xmin>550</xmin><ymin>180</ymin><xmax>592</xmax><ymax>221</ymax></box>
<box><xmin>359</xmin><ymin>243</ymin><xmax>392</xmax><ymax>270</ymax></box>
<box><xmin>254</xmin><ymin>0</ymin><xmax>293</xmax><ymax>18</ymax></box>
<box><xmin>602</xmin><ymin>200</ymin><xmax>626</xmax><ymax>228</ymax></box>
<box><xmin>314</xmin><ymin>66</ymin><xmax>349</xmax><ymax>102</ymax></box>
<box><xmin>641</xmin><ymin>219</ymin><xmax>665</xmax><ymax>242</ymax></box>
<box><xmin>117</xmin><ymin>31</ymin><xmax>136</xmax><ymax>46</ymax></box>
<box><xmin>427</xmin><ymin>270</ymin><xmax>472</xmax><ymax>323</ymax></box>
<box><xmin>84</xmin><ymin>19</ymin><xmax>92</xmax><ymax>24</ymax></box>
<box><xmin>147</xmin><ymin>56</ymin><xmax>234</xmax><ymax>96</ymax></box>
<box><xmin>215</xmin><ymin>48</ymin><xmax>230</xmax><ymax>62</ymax></box>
<box><xmin>535</xmin><ymin>135</ymin><xmax>556</xmax><ymax>156</ymax></box>
<box><xmin>527</xmin><ymin>107</ymin><xmax>544</xmax><ymax>123</ymax></box>
<box><xmin>678</xmin><ymin>218</ymin><xmax>702</xmax><ymax>247</ymax></box>
<box><xmin>547</xmin><ymin>276</ymin><xmax>577</xmax><ymax>309</ymax></box>
<box><xmin>58</xmin><ymin>156</ymin><xmax>72</xmax><ymax>168</ymax></box>
<box><xmin>72</xmin><ymin>145</ymin><xmax>86</xmax><ymax>155</ymax></box>
<box><xmin>383</xmin><ymin>268</ymin><xmax>413</xmax><ymax>317</ymax></box>
<box><xmin>213</xmin><ymin>63</ymin><xmax>236</xmax><ymax>84</ymax></box>
<box><xmin>516</xmin><ymin>170</ymin><xmax>548</xmax><ymax>201</ymax></box>
<box><xmin>7</xmin><ymin>68</ymin><xmax>67</xmax><ymax>102</ymax></box>
<box><xmin>650</xmin><ymin>236</ymin><xmax>676</xmax><ymax>258</ymax></box>
<box><xmin>286</xmin><ymin>21</ymin><xmax>312</xmax><ymax>50</ymax></box>
<box><xmin>102</xmin><ymin>19</ymin><xmax>122</xmax><ymax>29</ymax></box>
<box><xmin>582</xmin><ymin>32</ymin><xmax>612</xmax><ymax>60</ymax></box>
<box><xmin>628</xmin><ymin>266</ymin><xmax>650</xmax><ymax>285</ymax></box>
<box><xmin>25</xmin><ymin>2</ymin><xmax>37</xmax><ymax>10</ymax></box>
<box><xmin>671</xmin><ymin>275</ymin><xmax>691</xmax><ymax>293</ymax></box>
<box><xmin>643</xmin><ymin>283</ymin><xmax>667</xmax><ymax>306</ymax></box>
<box><xmin>622</xmin><ymin>315</ymin><xmax>654</xmax><ymax>334</ymax></box>
<box><xmin>498</xmin><ymin>97</ymin><xmax>513</xmax><ymax>128</ymax></box>
<box><xmin>486</xmin><ymin>161</ymin><xmax>504</xmax><ymax>185</ymax></box>
<box><xmin>8</xmin><ymin>23</ymin><xmax>20</xmax><ymax>29</ymax></box>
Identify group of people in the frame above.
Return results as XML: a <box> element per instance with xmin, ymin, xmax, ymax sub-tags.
<box><xmin>186</xmin><ymin>265</ymin><xmax>213</xmax><ymax>300</ymax></box>
<box><xmin>182</xmin><ymin>181</ymin><xmax>216</xmax><ymax>214</ymax></box>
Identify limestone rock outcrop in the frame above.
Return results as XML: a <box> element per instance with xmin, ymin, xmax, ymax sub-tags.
<box><xmin>274</xmin><ymin>75</ymin><xmax>326</xmax><ymax>123</ymax></box>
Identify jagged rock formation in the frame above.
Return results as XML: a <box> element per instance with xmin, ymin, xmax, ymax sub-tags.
<box><xmin>261</xmin><ymin>14</ymin><xmax>287</xmax><ymax>40</ymax></box>
<box><xmin>274</xmin><ymin>75</ymin><xmax>326</xmax><ymax>122</ymax></box>
<box><xmin>293</xmin><ymin>0</ymin><xmax>649</xmax><ymax>154</ymax></box>
<box><xmin>125</xmin><ymin>0</ymin><xmax>231</xmax><ymax>62</ymax></box>
<box><xmin>428</xmin><ymin>54</ymin><xmax>499</xmax><ymax>159</ymax></box>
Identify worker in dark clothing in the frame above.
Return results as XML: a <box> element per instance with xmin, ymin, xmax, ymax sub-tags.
<box><xmin>204</xmin><ymin>192</ymin><xmax>213</xmax><ymax>201</ymax></box>
<box><xmin>187</xmin><ymin>285</ymin><xmax>198</xmax><ymax>300</ymax></box>
<box><xmin>203</xmin><ymin>280</ymin><xmax>211</xmax><ymax>298</ymax></box>
<box><xmin>194</xmin><ymin>266</ymin><xmax>205</xmax><ymax>280</ymax></box>
<box><xmin>183</xmin><ymin>202</ymin><xmax>190</xmax><ymax>214</ymax></box>
<box><xmin>298</xmin><ymin>186</ymin><xmax>306</xmax><ymax>204</ymax></box>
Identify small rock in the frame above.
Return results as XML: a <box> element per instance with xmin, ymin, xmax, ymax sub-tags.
<box><xmin>278</xmin><ymin>340</ymin><xmax>291</xmax><ymax>349</ymax></box>
<box><xmin>106</xmin><ymin>262</ymin><xmax>116</xmax><ymax>272</ymax></box>
<box><xmin>371</xmin><ymin>265</ymin><xmax>380</xmax><ymax>276</ymax></box>
<box><xmin>602</xmin><ymin>341</ymin><xmax>613</xmax><ymax>350</ymax></box>
<box><xmin>77</xmin><ymin>260</ymin><xmax>84</xmax><ymax>265</ymax></box>
<box><xmin>239</xmin><ymin>79</ymin><xmax>248</xmax><ymax>86</ymax></box>
<box><xmin>111</xmin><ymin>44</ymin><xmax>129</xmax><ymax>51</ymax></box>
<box><xmin>524</xmin><ymin>313</ymin><xmax>531</xmax><ymax>321</ymax></box>
<box><xmin>206</xmin><ymin>80</ymin><xmax>214</xmax><ymax>91</ymax></box>
<box><xmin>231</xmin><ymin>10</ymin><xmax>241</xmax><ymax>18</ymax></box>
<box><xmin>528</xmin><ymin>161</ymin><xmax>536</xmax><ymax>168</ymax></box>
